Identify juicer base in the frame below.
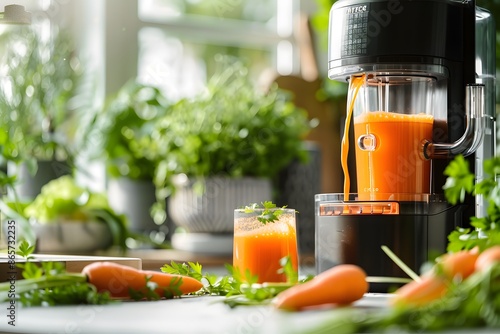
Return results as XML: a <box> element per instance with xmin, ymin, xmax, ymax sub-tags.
<box><xmin>315</xmin><ymin>195</ymin><xmax>467</xmax><ymax>292</ymax></box>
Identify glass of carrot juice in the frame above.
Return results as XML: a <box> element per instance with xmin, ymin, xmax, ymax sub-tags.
<box><xmin>233</xmin><ymin>207</ymin><xmax>298</xmax><ymax>283</ymax></box>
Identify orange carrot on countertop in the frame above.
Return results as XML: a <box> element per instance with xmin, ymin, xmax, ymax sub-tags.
<box><xmin>273</xmin><ymin>264</ymin><xmax>368</xmax><ymax>311</ymax></box>
<box><xmin>438</xmin><ymin>249</ymin><xmax>479</xmax><ymax>280</ymax></box>
<box><xmin>391</xmin><ymin>273</ymin><xmax>448</xmax><ymax>308</ymax></box>
<box><xmin>392</xmin><ymin>247</ymin><xmax>481</xmax><ymax>307</ymax></box>
<box><xmin>475</xmin><ymin>245</ymin><xmax>500</xmax><ymax>272</ymax></box>
<box><xmin>82</xmin><ymin>262</ymin><xmax>204</xmax><ymax>299</ymax></box>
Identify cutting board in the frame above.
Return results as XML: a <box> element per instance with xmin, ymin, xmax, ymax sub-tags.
<box><xmin>0</xmin><ymin>254</ymin><xmax>141</xmax><ymax>282</ymax></box>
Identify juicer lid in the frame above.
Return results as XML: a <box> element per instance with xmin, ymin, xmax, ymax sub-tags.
<box><xmin>327</xmin><ymin>0</ymin><xmax>475</xmax><ymax>81</ymax></box>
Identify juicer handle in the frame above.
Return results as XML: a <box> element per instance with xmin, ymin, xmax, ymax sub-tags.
<box><xmin>423</xmin><ymin>84</ymin><xmax>485</xmax><ymax>159</ymax></box>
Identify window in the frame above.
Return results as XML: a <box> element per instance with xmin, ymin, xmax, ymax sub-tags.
<box><xmin>108</xmin><ymin>0</ymin><xmax>301</xmax><ymax>99</ymax></box>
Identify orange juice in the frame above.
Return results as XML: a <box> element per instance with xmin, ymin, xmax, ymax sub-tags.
<box><xmin>353</xmin><ymin>111</ymin><xmax>434</xmax><ymax>200</ymax></box>
<box><xmin>342</xmin><ymin>75</ymin><xmax>365</xmax><ymax>201</ymax></box>
<box><xmin>233</xmin><ymin>210</ymin><xmax>298</xmax><ymax>283</ymax></box>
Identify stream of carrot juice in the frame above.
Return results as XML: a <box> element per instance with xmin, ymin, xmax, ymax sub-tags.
<box><xmin>233</xmin><ymin>213</ymin><xmax>298</xmax><ymax>283</ymax></box>
<box><xmin>341</xmin><ymin>75</ymin><xmax>366</xmax><ymax>201</ymax></box>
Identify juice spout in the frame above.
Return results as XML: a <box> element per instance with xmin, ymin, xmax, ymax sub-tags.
<box><xmin>423</xmin><ymin>84</ymin><xmax>486</xmax><ymax>159</ymax></box>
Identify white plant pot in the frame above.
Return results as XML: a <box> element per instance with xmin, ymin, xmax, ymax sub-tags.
<box><xmin>33</xmin><ymin>220</ymin><xmax>112</xmax><ymax>253</ymax></box>
<box><xmin>168</xmin><ymin>176</ymin><xmax>273</xmax><ymax>233</ymax></box>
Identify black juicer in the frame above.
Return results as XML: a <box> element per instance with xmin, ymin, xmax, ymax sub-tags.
<box><xmin>316</xmin><ymin>0</ymin><xmax>496</xmax><ymax>291</ymax></box>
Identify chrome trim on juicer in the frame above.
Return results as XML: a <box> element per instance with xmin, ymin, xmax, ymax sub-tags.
<box><xmin>424</xmin><ymin>84</ymin><xmax>486</xmax><ymax>159</ymax></box>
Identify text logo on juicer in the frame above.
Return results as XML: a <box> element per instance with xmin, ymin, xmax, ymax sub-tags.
<box><xmin>347</xmin><ymin>5</ymin><xmax>367</xmax><ymax>14</ymax></box>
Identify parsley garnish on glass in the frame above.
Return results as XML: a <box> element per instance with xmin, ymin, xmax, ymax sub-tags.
<box><xmin>243</xmin><ymin>201</ymin><xmax>290</xmax><ymax>224</ymax></box>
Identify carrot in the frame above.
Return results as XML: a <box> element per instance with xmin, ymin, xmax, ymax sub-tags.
<box><xmin>475</xmin><ymin>246</ymin><xmax>500</xmax><ymax>272</ymax></box>
<box><xmin>81</xmin><ymin>262</ymin><xmax>203</xmax><ymax>299</ymax></box>
<box><xmin>391</xmin><ymin>274</ymin><xmax>448</xmax><ymax>307</ymax></box>
<box><xmin>438</xmin><ymin>249</ymin><xmax>478</xmax><ymax>280</ymax></box>
<box><xmin>273</xmin><ymin>264</ymin><xmax>368</xmax><ymax>311</ymax></box>
<box><xmin>391</xmin><ymin>248</ymin><xmax>478</xmax><ymax>307</ymax></box>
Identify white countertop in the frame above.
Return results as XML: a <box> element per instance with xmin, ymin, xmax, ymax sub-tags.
<box><xmin>0</xmin><ymin>294</ymin><xmax>390</xmax><ymax>334</ymax></box>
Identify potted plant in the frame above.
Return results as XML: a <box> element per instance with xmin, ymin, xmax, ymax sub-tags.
<box><xmin>97</xmin><ymin>80</ymin><xmax>171</xmax><ymax>235</ymax></box>
<box><xmin>16</xmin><ymin>175</ymin><xmax>129</xmax><ymax>253</ymax></box>
<box><xmin>148</xmin><ymin>57</ymin><xmax>312</xmax><ymax>252</ymax></box>
<box><xmin>0</xmin><ymin>26</ymin><xmax>94</xmax><ymax>200</ymax></box>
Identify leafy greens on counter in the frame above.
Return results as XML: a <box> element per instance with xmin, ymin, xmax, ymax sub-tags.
<box><xmin>443</xmin><ymin>155</ymin><xmax>500</xmax><ymax>252</ymax></box>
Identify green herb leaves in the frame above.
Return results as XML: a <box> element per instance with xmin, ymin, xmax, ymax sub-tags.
<box><xmin>16</xmin><ymin>240</ymin><xmax>35</xmax><ymax>259</ymax></box>
<box><xmin>161</xmin><ymin>256</ymin><xmax>304</xmax><ymax>308</ymax></box>
<box><xmin>128</xmin><ymin>276</ymin><xmax>183</xmax><ymax>301</ymax></box>
<box><xmin>161</xmin><ymin>261</ymin><xmax>243</xmax><ymax>297</ymax></box>
<box><xmin>443</xmin><ymin>155</ymin><xmax>475</xmax><ymax>205</ymax></box>
<box><xmin>244</xmin><ymin>201</ymin><xmax>289</xmax><ymax>224</ymax></box>
<box><xmin>443</xmin><ymin>155</ymin><xmax>500</xmax><ymax>252</ymax></box>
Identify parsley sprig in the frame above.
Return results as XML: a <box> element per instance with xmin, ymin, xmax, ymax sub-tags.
<box><xmin>128</xmin><ymin>276</ymin><xmax>183</xmax><ymax>301</ymax></box>
<box><xmin>443</xmin><ymin>155</ymin><xmax>500</xmax><ymax>252</ymax></box>
<box><xmin>161</xmin><ymin>261</ymin><xmax>242</xmax><ymax>296</ymax></box>
<box><xmin>161</xmin><ymin>256</ymin><xmax>308</xmax><ymax>308</ymax></box>
<box><xmin>243</xmin><ymin>201</ymin><xmax>291</xmax><ymax>224</ymax></box>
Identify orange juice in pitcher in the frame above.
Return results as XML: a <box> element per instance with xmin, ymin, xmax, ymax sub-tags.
<box><xmin>354</xmin><ymin>112</ymin><xmax>434</xmax><ymax>200</ymax></box>
<box><xmin>341</xmin><ymin>75</ymin><xmax>436</xmax><ymax>201</ymax></box>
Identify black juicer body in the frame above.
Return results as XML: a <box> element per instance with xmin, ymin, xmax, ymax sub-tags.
<box><xmin>317</xmin><ymin>0</ymin><xmax>496</xmax><ymax>292</ymax></box>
